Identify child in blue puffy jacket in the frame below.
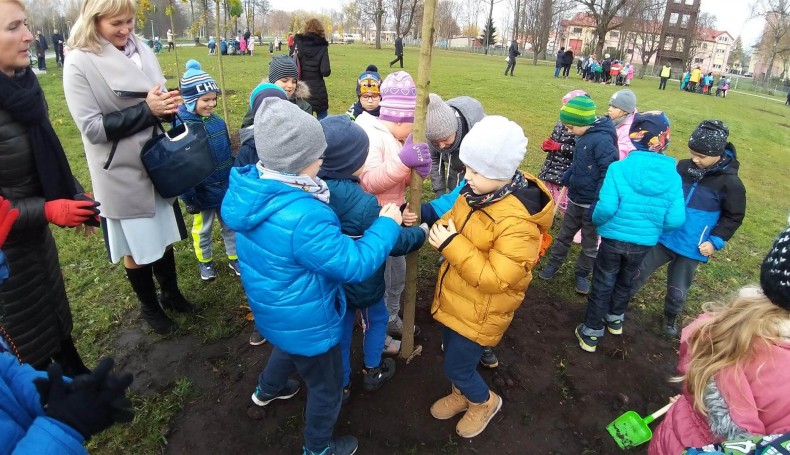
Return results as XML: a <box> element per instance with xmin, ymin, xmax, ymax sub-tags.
<box><xmin>318</xmin><ymin>115</ymin><xmax>426</xmax><ymax>404</ymax></box>
<box><xmin>630</xmin><ymin>120</ymin><xmax>746</xmax><ymax>337</ymax></box>
<box><xmin>177</xmin><ymin>60</ymin><xmax>237</xmax><ymax>281</ymax></box>
<box><xmin>574</xmin><ymin>111</ymin><xmax>685</xmax><ymax>352</ymax></box>
<box><xmin>221</xmin><ymin>97</ymin><xmax>403</xmax><ymax>455</ymax></box>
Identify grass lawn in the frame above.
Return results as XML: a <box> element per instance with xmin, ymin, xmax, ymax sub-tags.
<box><xmin>33</xmin><ymin>42</ymin><xmax>790</xmax><ymax>453</ymax></box>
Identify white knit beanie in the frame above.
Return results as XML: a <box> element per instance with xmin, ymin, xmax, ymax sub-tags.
<box><xmin>459</xmin><ymin>116</ymin><xmax>528</xmax><ymax>180</ymax></box>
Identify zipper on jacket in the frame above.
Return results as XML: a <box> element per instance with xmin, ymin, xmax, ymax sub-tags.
<box><xmin>684</xmin><ymin>181</ymin><xmax>698</xmax><ymax>205</ymax></box>
<box><xmin>435</xmin><ymin>208</ymin><xmax>477</xmax><ymax>304</ymax></box>
<box><xmin>103</xmin><ymin>139</ymin><xmax>120</xmax><ymax>170</ymax></box>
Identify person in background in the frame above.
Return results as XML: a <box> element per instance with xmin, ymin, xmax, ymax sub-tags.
<box><xmin>166</xmin><ymin>28</ymin><xmax>174</xmax><ymax>52</ymax></box>
<box><xmin>346</xmin><ymin>65</ymin><xmax>382</xmax><ymax>120</ymax></box>
<box><xmin>294</xmin><ymin>19</ymin><xmax>331</xmax><ymax>120</ymax></box>
<box><xmin>51</xmin><ymin>28</ymin><xmax>65</xmax><ymax>66</ymax></box>
<box><xmin>287</xmin><ymin>33</ymin><xmax>294</xmax><ymax>55</ymax></box>
<box><xmin>35</xmin><ymin>31</ymin><xmax>48</xmax><ymax>71</ymax></box>
<box><xmin>554</xmin><ymin>47</ymin><xmax>565</xmax><ymax>78</ymax></box>
<box><xmin>659</xmin><ymin>63</ymin><xmax>672</xmax><ymax>90</ymax></box>
<box><xmin>268</xmin><ymin>54</ymin><xmax>312</xmax><ymax>114</ymax></box>
<box><xmin>607</xmin><ymin>89</ymin><xmax>637</xmax><ymax>159</ymax></box>
<box><xmin>390</xmin><ymin>34</ymin><xmax>404</xmax><ymax>68</ymax></box>
<box><xmin>504</xmin><ymin>39</ymin><xmax>521</xmax><ymax>76</ymax></box>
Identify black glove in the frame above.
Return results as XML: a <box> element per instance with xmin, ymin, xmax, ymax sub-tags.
<box><xmin>73</xmin><ymin>192</ymin><xmax>101</xmax><ymax>227</ymax></box>
<box><xmin>185</xmin><ymin>204</ymin><xmax>201</xmax><ymax>215</ymax></box>
<box><xmin>34</xmin><ymin>358</ymin><xmax>134</xmax><ymax>440</ymax></box>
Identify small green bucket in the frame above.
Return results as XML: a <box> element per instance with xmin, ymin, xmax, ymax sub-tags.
<box><xmin>606</xmin><ymin>402</ymin><xmax>673</xmax><ymax>449</ymax></box>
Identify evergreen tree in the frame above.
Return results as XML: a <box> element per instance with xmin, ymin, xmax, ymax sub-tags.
<box><xmin>479</xmin><ymin>15</ymin><xmax>497</xmax><ymax>50</ymax></box>
<box><xmin>728</xmin><ymin>35</ymin><xmax>744</xmax><ymax>69</ymax></box>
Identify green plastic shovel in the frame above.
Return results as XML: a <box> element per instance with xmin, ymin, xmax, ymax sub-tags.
<box><xmin>606</xmin><ymin>401</ymin><xmax>673</xmax><ymax>449</ymax></box>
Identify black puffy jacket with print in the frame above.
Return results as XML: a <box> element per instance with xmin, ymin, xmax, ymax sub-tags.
<box><xmin>538</xmin><ymin>120</ymin><xmax>577</xmax><ymax>185</ymax></box>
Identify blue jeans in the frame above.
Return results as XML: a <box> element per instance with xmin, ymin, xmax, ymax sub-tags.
<box><xmin>582</xmin><ymin>238</ymin><xmax>649</xmax><ymax>336</ymax></box>
<box><xmin>257</xmin><ymin>344</ymin><xmax>342</xmax><ymax>452</ymax></box>
<box><xmin>630</xmin><ymin>243</ymin><xmax>700</xmax><ymax>317</ymax></box>
<box><xmin>442</xmin><ymin>327</ymin><xmax>488</xmax><ymax>403</ymax></box>
<box><xmin>315</xmin><ymin>110</ymin><xmax>328</xmax><ymax>120</ymax></box>
<box><xmin>340</xmin><ymin>298</ymin><xmax>389</xmax><ymax>387</ymax></box>
<box><xmin>554</xmin><ymin>66</ymin><xmax>561</xmax><ymax>77</ymax></box>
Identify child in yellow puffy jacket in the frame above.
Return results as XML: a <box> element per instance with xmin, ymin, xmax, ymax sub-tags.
<box><xmin>427</xmin><ymin>116</ymin><xmax>553</xmax><ymax>439</ymax></box>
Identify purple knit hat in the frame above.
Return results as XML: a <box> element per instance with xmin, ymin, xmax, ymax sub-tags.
<box><xmin>379</xmin><ymin>71</ymin><xmax>417</xmax><ymax>123</ymax></box>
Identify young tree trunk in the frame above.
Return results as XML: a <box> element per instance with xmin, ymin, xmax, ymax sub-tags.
<box><xmin>401</xmin><ymin>0</ymin><xmax>438</xmax><ymax>359</ymax></box>
<box><xmin>168</xmin><ymin>0</ymin><xmax>180</xmax><ymax>72</ymax></box>
<box><xmin>215</xmin><ymin>0</ymin><xmax>230</xmax><ymax>122</ymax></box>
<box><xmin>375</xmin><ymin>0</ymin><xmax>383</xmax><ymax>49</ymax></box>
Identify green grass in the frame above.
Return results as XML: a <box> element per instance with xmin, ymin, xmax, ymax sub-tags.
<box><xmin>34</xmin><ymin>43</ymin><xmax>790</xmax><ymax>453</ymax></box>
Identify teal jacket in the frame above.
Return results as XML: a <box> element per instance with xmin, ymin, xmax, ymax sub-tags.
<box><xmin>593</xmin><ymin>151</ymin><xmax>686</xmax><ymax>246</ymax></box>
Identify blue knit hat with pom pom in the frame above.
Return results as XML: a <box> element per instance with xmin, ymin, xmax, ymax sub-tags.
<box><xmin>180</xmin><ymin>59</ymin><xmax>220</xmax><ymax>113</ymax></box>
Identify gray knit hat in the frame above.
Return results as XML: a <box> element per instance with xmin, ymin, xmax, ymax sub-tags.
<box><xmin>425</xmin><ymin>93</ymin><xmax>457</xmax><ymax>142</ymax></box>
<box><xmin>459</xmin><ymin>115</ymin><xmax>527</xmax><ymax>180</ymax></box>
<box><xmin>254</xmin><ymin>97</ymin><xmax>326</xmax><ymax>174</ymax></box>
<box><xmin>609</xmin><ymin>89</ymin><xmax>636</xmax><ymax>114</ymax></box>
<box><xmin>269</xmin><ymin>55</ymin><xmax>298</xmax><ymax>83</ymax></box>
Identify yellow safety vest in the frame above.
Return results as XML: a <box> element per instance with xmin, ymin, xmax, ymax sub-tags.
<box><xmin>660</xmin><ymin>66</ymin><xmax>671</xmax><ymax>78</ymax></box>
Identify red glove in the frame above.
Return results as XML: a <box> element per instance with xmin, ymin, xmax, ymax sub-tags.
<box><xmin>0</xmin><ymin>197</ymin><xmax>20</xmax><ymax>247</ymax></box>
<box><xmin>44</xmin><ymin>199</ymin><xmax>101</xmax><ymax>228</ymax></box>
<box><xmin>542</xmin><ymin>138</ymin><xmax>561</xmax><ymax>151</ymax></box>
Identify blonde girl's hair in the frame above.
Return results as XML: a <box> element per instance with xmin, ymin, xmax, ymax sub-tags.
<box><xmin>67</xmin><ymin>0</ymin><xmax>136</xmax><ymax>53</ymax></box>
<box><xmin>1</xmin><ymin>0</ymin><xmax>26</xmax><ymax>10</ymax></box>
<box><xmin>681</xmin><ymin>291</ymin><xmax>790</xmax><ymax>416</ymax></box>
<box><xmin>303</xmin><ymin>18</ymin><xmax>325</xmax><ymax>39</ymax></box>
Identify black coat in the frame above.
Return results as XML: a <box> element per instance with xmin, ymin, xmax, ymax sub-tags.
<box><xmin>394</xmin><ymin>37</ymin><xmax>403</xmax><ymax>55</ymax></box>
<box><xmin>0</xmin><ymin>108</ymin><xmax>73</xmax><ymax>369</ymax></box>
<box><xmin>294</xmin><ymin>33</ymin><xmax>331</xmax><ymax>113</ymax></box>
<box><xmin>562</xmin><ymin>50</ymin><xmax>574</xmax><ymax>66</ymax></box>
<box><xmin>508</xmin><ymin>42</ymin><xmax>521</xmax><ymax>59</ymax></box>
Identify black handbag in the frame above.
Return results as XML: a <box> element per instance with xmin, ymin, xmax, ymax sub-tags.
<box><xmin>140</xmin><ymin>115</ymin><xmax>214</xmax><ymax>198</ymax></box>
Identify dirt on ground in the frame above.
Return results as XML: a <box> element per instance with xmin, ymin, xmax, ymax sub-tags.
<box><xmin>112</xmin><ymin>278</ymin><xmax>680</xmax><ymax>455</ymax></box>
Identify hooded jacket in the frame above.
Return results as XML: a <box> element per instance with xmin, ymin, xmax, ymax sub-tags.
<box><xmin>294</xmin><ymin>33</ymin><xmax>331</xmax><ymax>113</ymax></box>
<box><xmin>428</xmin><ymin>97</ymin><xmax>485</xmax><ymax>195</ymax></box>
<box><xmin>431</xmin><ymin>173</ymin><xmax>554</xmax><ymax>346</ymax></box>
<box><xmin>221</xmin><ymin>165</ymin><xmax>400</xmax><ymax>356</ymax></box>
<box><xmin>0</xmin><ymin>353</ymin><xmax>87</xmax><ymax>454</ymax></box>
<box><xmin>323</xmin><ymin>177</ymin><xmax>425</xmax><ymax>309</ymax></box>
<box><xmin>355</xmin><ymin>112</ymin><xmax>412</xmax><ymax>206</ymax></box>
<box><xmin>561</xmin><ymin>117</ymin><xmax>619</xmax><ymax>205</ymax></box>
<box><xmin>649</xmin><ymin>314</ymin><xmax>790</xmax><ymax>455</ymax></box>
<box><xmin>658</xmin><ymin>147</ymin><xmax>745</xmax><ymax>263</ymax></box>
<box><xmin>593</xmin><ymin>151</ymin><xmax>686</xmax><ymax>245</ymax></box>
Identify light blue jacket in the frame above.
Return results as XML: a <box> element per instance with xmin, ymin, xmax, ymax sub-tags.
<box><xmin>593</xmin><ymin>151</ymin><xmax>685</xmax><ymax>246</ymax></box>
<box><xmin>221</xmin><ymin>166</ymin><xmax>401</xmax><ymax>356</ymax></box>
<box><xmin>0</xmin><ymin>354</ymin><xmax>87</xmax><ymax>455</ymax></box>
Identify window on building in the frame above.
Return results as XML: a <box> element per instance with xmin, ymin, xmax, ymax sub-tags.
<box><xmin>670</xmin><ymin>13</ymin><xmax>679</xmax><ymax>24</ymax></box>
<box><xmin>681</xmin><ymin>14</ymin><xmax>690</xmax><ymax>28</ymax></box>
<box><xmin>663</xmin><ymin>36</ymin><xmax>675</xmax><ymax>51</ymax></box>
<box><xmin>718</xmin><ymin>49</ymin><xmax>725</xmax><ymax>53</ymax></box>
<box><xmin>610</xmin><ymin>31</ymin><xmax>619</xmax><ymax>38</ymax></box>
<box><xmin>713</xmin><ymin>64</ymin><xmax>721</xmax><ymax>69</ymax></box>
<box><xmin>626</xmin><ymin>48</ymin><xmax>634</xmax><ymax>54</ymax></box>
<box><xmin>685</xmin><ymin>0</ymin><xmax>695</xmax><ymax>4</ymax></box>
<box><xmin>694</xmin><ymin>57</ymin><xmax>704</xmax><ymax>63</ymax></box>
<box><xmin>676</xmin><ymin>37</ymin><xmax>685</xmax><ymax>51</ymax></box>
<box><xmin>573</xmin><ymin>27</ymin><xmax>582</xmax><ymax>34</ymax></box>
<box><xmin>702</xmin><ymin>43</ymin><xmax>708</xmax><ymax>49</ymax></box>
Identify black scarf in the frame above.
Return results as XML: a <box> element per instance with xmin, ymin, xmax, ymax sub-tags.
<box><xmin>687</xmin><ymin>153</ymin><xmax>732</xmax><ymax>182</ymax></box>
<box><xmin>0</xmin><ymin>68</ymin><xmax>77</xmax><ymax>201</ymax></box>
<box><xmin>461</xmin><ymin>171</ymin><xmax>529</xmax><ymax>209</ymax></box>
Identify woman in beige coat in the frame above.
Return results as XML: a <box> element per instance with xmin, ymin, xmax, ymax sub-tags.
<box><xmin>64</xmin><ymin>0</ymin><xmax>196</xmax><ymax>334</ymax></box>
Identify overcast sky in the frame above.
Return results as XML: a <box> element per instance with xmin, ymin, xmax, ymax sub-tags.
<box><xmin>268</xmin><ymin>0</ymin><xmax>765</xmax><ymax>48</ymax></box>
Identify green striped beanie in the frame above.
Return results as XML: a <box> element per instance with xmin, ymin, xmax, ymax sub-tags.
<box><xmin>560</xmin><ymin>96</ymin><xmax>596</xmax><ymax>127</ymax></box>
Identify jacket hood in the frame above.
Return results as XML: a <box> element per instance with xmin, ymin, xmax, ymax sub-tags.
<box><xmin>587</xmin><ymin>116</ymin><xmax>618</xmax><ymax>146</ymax></box>
<box><xmin>294</xmin><ymin>33</ymin><xmax>328</xmax><ymax>57</ymax></box>
<box><xmin>294</xmin><ymin>80</ymin><xmax>311</xmax><ymax>100</ymax></box>
<box><xmin>486</xmin><ymin>172</ymin><xmax>554</xmax><ymax>233</ymax></box>
<box><xmin>222</xmin><ymin>166</ymin><xmax>315</xmax><ymax>232</ymax></box>
<box><xmin>447</xmin><ymin>96</ymin><xmax>485</xmax><ymax>128</ymax></box>
<box><xmin>354</xmin><ymin>111</ymin><xmax>390</xmax><ymax>135</ymax></box>
<box><xmin>239</xmin><ymin>125</ymin><xmax>254</xmax><ymax>144</ymax></box>
<box><xmin>622</xmin><ymin>152</ymin><xmax>679</xmax><ymax>197</ymax></box>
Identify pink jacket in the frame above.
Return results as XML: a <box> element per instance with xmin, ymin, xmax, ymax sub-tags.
<box><xmin>355</xmin><ymin>112</ymin><xmax>411</xmax><ymax>206</ymax></box>
<box><xmin>649</xmin><ymin>315</ymin><xmax>790</xmax><ymax>455</ymax></box>
<box><xmin>615</xmin><ymin>112</ymin><xmax>636</xmax><ymax>160</ymax></box>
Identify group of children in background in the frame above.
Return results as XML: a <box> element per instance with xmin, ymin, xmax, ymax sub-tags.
<box><xmin>146</xmin><ymin>53</ymin><xmax>788</xmax><ymax>455</ymax></box>
<box><xmin>580</xmin><ymin>53</ymin><xmax>635</xmax><ymax>85</ymax></box>
<box><xmin>681</xmin><ymin>66</ymin><xmax>731</xmax><ymax>97</ymax></box>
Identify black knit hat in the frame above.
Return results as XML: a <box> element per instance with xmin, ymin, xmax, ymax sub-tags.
<box><xmin>760</xmin><ymin>220</ymin><xmax>790</xmax><ymax>310</ymax></box>
<box><xmin>318</xmin><ymin>115</ymin><xmax>369</xmax><ymax>179</ymax></box>
<box><xmin>269</xmin><ymin>55</ymin><xmax>298</xmax><ymax>83</ymax></box>
<box><xmin>688</xmin><ymin>120</ymin><xmax>729</xmax><ymax>156</ymax></box>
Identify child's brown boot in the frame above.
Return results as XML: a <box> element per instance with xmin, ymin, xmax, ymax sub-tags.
<box><xmin>430</xmin><ymin>385</ymin><xmax>468</xmax><ymax>420</ymax></box>
<box><xmin>455</xmin><ymin>391</ymin><xmax>502</xmax><ymax>438</ymax></box>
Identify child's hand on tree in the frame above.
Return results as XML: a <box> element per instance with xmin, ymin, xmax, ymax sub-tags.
<box><xmin>429</xmin><ymin>219</ymin><xmax>457</xmax><ymax>249</ymax></box>
<box><xmin>402</xmin><ymin>203</ymin><xmax>417</xmax><ymax>226</ymax></box>
<box><xmin>699</xmin><ymin>241</ymin><xmax>714</xmax><ymax>257</ymax></box>
<box><xmin>379</xmin><ymin>203</ymin><xmax>403</xmax><ymax>225</ymax></box>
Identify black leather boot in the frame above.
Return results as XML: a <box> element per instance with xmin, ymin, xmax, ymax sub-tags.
<box><xmin>126</xmin><ymin>265</ymin><xmax>175</xmax><ymax>334</ymax></box>
<box><xmin>152</xmin><ymin>249</ymin><xmax>199</xmax><ymax>313</ymax></box>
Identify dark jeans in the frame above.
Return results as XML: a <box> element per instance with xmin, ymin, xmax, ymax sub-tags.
<box><xmin>168</xmin><ymin>42</ymin><xmax>175</xmax><ymax>52</ymax></box>
<box><xmin>562</xmin><ymin>64</ymin><xmax>571</xmax><ymax>77</ymax></box>
<box><xmin>257</xmin><ymin>344</ymin><xmax>343</xmax><ymax>452</ymax></box>
<box><xmin>55</xmin><ymin>46</ymin><xmax>64</xmax><ymax>64</ymax></box>
<box><xmin>390</xmin><ymin>54</ymin><xmax>403</xmax><ymax>68</ymax></box>
<box><xmin>315</xmin><ymin>110</ymin><xmax>328</xmax><ymax>120</ymax></box>
<box><xmin>37</xmin><ymin>54</ymin><xmax>46</xmax><ymax>70</ymax></box>
<box><xmin>582</xmin><ymin>238</ymin><xmax>649</xmax><ymax>335</ymax></box>
<box><xmin>630</xmin><ymin>243</ymin><xmax>700</xmax><ymax>317</ymax></box>
<box><xmin>546</xmin><ymin>201</ymin><xmax>598</xmax><ymax>278</ymax></box>
<box><xmin>442</xmin><ymin>326</ymin><xmax>488</xmax><ymax>403</ymax></box>
<box><xmin>659</xmin><ymin>77</ymin><xmax>668</xmax><ymax>90</ymax></box>
<box><xmin>504</xmin><ymin>59</ymin><xmax>516</xmax><ymax>75</ymax></box>
<box><xmin>554</xmin><ymin>66</ymin><xmax>561</xmax><ymax>77</ymax></box>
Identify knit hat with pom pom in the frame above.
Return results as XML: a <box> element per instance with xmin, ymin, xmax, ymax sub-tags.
<box><xmin>761</xmin><ymin>216</ymin><xmax>790</xmax><ymax>311</ymax></box>
<box><xmin>180</xmin><ymin>59</ymin><xmax>220</xmax><ymax>113</ymax></box>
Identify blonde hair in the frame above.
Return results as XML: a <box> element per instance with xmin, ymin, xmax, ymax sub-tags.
<box><xmin>303</xmin><ymin>18</ymin><xmax>325</xmax><ymax>38</ymax></box>
<box><xmin>681</xmin><ymin>291</ymin><xmax>790</xmax><ymax>416</ymax></box>
<box><xmin>67</xmin><ymin>0</ymin><xmax>136</xmax><ymax>53</ymax></box>
<box><xmin>0</xmin><ymin>0</ymin><xmax>26</xmax><ymax>10</ymax></box>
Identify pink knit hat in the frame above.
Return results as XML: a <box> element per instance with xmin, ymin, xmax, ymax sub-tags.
<box><xmin>562</xmin><ymin>89</ymin><xmax>589</xmax><ymax>105</ymax></box>
<box><xmin>379</xmin><ymin>71</ymin><xmax>417</xmax><ymax>123</ymax></box>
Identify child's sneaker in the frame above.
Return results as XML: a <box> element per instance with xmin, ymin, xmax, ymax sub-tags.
<box><xmin>363</xmin><ymin>358</ymin><xmax>396</xmax><ymax>391</ymax></box>
<box><xmin>251</xmin><ymin>379</ymin><xmax>300</xmax><ymax>406</ymax></box>
<box><xmin>199</xmin><ymin>261</ymin><xmax>217</xmax><ymax>281</ymax></box>
<box><xmin>479</xmin><ymin>347</ymin><xmax>498</xmax><ymax>368</ymax></box>
<box><xmin>539</xmin><ymin>264</ymin><xmax>559</xmax><ymax>280</ymax></box>
<box><xmin>574</xmin><ymin>275</ymin><xmax>590</xmax><ymax>295</ymax></box>
<box><xmin>605</xmin><ymin>317</ymin><xmax>623</xmax><ymax>335</ymax></box>
<box><xmin>455</xmin><ymin>391</ymin><xmax>502</xmax><ymax>438</ymax></box>
<box><xmin>575</xmin><ymin>324</ymin><xmax>599</xmax><ymax>352</ymax></box>
<box><xmin>249</xmin><ymin>328</ymin><xmax>267</xmax><ymax>346</ymax></box>
<box><xmin>228</xmin><ymin>259</ymin><xmax>241</xmax><ymax>276</ymax></box>
<box><xmin>302</xmin><ymin>435</ymin><xmax>358</xmax><ymax>455</ymax></box>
